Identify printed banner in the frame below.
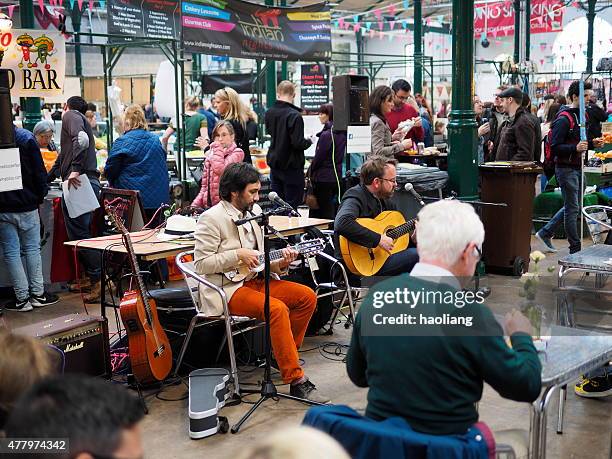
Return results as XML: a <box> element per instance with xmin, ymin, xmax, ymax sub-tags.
<box><xmin>300</xmin><ymin>63</ymin><xmax>328</xmax><ymax>112</ymax></box>
<box><xmin>182</xmin><ymin>0</ymin><xmax>331</xmax><ymax>61</ymax></box>
<box><xmin>474</xmin><ymin>0</ymin><xmax>564</xmax><ymax>38</ymax></box>
<box><xmin>107</xmin><ymin>0</ymin><xmax>179</xmax><ymax>40</ymax></box>
<box><xmin>0</xmin><ymin>29</ymin><xmax>65</xmax><ymax>97</ymax></box>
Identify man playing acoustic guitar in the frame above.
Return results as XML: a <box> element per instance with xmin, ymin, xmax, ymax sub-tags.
<box><xmin>335</xmin><ymin>156</ymin><xmax>419</xmax><ymax>278</ymax></box>
<box><xmin>194</xmin><ymin>162</ymin><xmax>329</xmax><ymax>403</ymax></box>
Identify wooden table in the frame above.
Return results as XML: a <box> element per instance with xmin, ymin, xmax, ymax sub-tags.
<box><xmin>64</xmin><ymin>216</ymin><xmax>332</xmax><ymax>261</ymax></box>
<box><xmin>65</xmin><ymin>216</ymin><xmax>332</xmax><ymax>317</ymax></box>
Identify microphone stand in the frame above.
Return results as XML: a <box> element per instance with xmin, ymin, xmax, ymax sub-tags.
<box><xmin>231</xmin><ymin>206</ymin><xmax>324</xmax><ymax>434</ymax></box>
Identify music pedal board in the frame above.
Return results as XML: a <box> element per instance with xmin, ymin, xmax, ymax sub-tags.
<box><xmin>188</xmin><ymin>368</ymin><xmax>230</xmax><ymax>439</ymax></box>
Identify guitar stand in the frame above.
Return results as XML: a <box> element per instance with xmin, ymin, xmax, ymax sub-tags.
<box><xmin>230</xmin><ymin>208</ymin><xmax>325</xmax><ymax>434</ymax></box>
<box><xmin>127</xmin><ymin>373</ymin><xmax>149</xmax><ymax>415</ymax></box>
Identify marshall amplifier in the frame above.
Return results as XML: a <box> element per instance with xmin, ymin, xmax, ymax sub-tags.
<box><xmin>14</xmin><ymin>314</ymin><xmax>111</xmax><ymax>378</ymax></box>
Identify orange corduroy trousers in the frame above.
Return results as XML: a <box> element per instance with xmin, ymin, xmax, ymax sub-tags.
<box><xmin>228</xmin><ymin>278</ymin><xmax>317</xmax><ymax>383</ymax></box>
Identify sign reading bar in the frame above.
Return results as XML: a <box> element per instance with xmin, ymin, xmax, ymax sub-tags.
<box><xmin>182</xmin><ymin>0</ymin><xmax>331</xmax><ymax>61</ymax></box>
<box><xmin>300</xmin><ymin>63</ymin><xmax>328</xmax><ymax>112</ymax></box>
<box><xmin>0</xmin><ymin>29</ymin><xmax>65</xmax><ymax>98</ymax></box>
<box><xmin>474</xmin><ymin>0</ymin><xmax>564</xmax><ymax>38</ymax></box>
<box><xmin>107</xmin><ymin>0</ymin><xmax>179</xmax><ymax>40</ymax></box>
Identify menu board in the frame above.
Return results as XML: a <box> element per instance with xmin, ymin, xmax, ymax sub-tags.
<box><xmin>108</xmin><ymin>0</ymin><xmax>179</xmax><ymax>40</ymax></box>
<box><xmin>300</xmin><ymin>63</ymin><xmax>328</xmax><ymax>112</ymax></box>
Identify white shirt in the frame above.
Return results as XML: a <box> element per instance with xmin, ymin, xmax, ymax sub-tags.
<box><xmin>229</xmin><ymin>203</ymin><xmax>258</xmax><ymax>251</ymax></box>
<box><xmin>409</xmin><ymin>262</ymin><xmax>461</xmax><ymax>290</ymax></box>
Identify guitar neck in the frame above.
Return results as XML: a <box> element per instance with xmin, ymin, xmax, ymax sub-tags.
<box><xmin>258</xmin><ymin>245</ymin><xmax>296</xmax><ymax>264</ymax></box>
<box><xmin>386</xmin><ymin>219</ymin><xmax>416</xmax><ymax>240</ymax></box>
<box><xmin>122</xmin><ymin>233</ymin><xmax>152</xmax><ymax>320</ymax></box>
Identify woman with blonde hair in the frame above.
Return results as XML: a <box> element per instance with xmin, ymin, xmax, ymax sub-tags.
<box><xmin>104</xmin><ymin>104</ymin><xmax>169</xmax><ymax>216</ymax></box>
<box><xmin>0</xmin><ymin>331</ymin><xmax>55</xmax><ymax>428</ymax></box>
<box><xmin>213</xmin><ymin>87</ymin><xmax>251</xmax><ymax>164</ymax></box>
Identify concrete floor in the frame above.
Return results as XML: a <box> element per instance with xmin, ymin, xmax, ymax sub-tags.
<box><xmin>1</xmin><ymin>236</ymin><xmax>611</xmax><ymax>459</ymax></box>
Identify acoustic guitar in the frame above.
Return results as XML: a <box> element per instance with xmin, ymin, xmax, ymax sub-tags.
<box><xmin>106</xmin><ymin>205</ymin><xmax>173</xmax><ymax>384</ymax></box>
<box><xmin>339</xmin><ymin>210</ymin><xmax>416</xmax><ymax>277</ymax></box>
<box><xmin>223</xmin><ymin>238</ymin><xmax>326</xmax><ymax>283</ymax></box>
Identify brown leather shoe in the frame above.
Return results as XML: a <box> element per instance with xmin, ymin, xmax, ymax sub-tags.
<box><xmin>83</xmin><ymin>281</ymin><xmax>101</xmax><ymax>304</ymax></box>
<box><xmin>68</xmin><ymin>276</ymin><xmax>91</xmax><ymax>293</ymax></box>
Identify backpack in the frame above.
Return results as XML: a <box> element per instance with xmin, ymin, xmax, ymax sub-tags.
<box><xmin>543</xmin><ymin>110</ymin><xmax>579</xmax><ymax>175</ymax></box>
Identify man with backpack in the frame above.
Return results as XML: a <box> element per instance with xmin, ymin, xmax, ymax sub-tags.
<box><xmin>536</xmin><ymin>81</ymin><xmax>604</xmax><ymax>255</ymax></box>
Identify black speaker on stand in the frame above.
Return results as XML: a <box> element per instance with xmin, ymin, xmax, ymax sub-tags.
<box><xmin>332</xmin><ymin>75</ymin><xmax>370</xmax><ymax>131</ymax></box>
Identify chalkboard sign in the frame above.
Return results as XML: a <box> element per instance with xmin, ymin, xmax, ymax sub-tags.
<box><xmin>107</xmin><ymin>0</ymin><xmax>180</xmax><ymax>40</ymax></box>
<box><xmin>301</xmin><ymin>63</ymin><xmax>329</xmax><ymax>112</ymax></box>
<box><xmin>99</xmin><ymin>188</ymin><xmax>146</xmax><ymax>235</ymax></box>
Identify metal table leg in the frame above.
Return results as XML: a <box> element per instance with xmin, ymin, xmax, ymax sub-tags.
<box><xmin>529</xmin><ymin>385</ymin><xmax>557</xmax><ymax>459</ymax></box>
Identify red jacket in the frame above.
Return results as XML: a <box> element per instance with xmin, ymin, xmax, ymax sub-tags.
<box><xmin>192</xmin><ymin>141</ymin><xmax>244</xmax><ymax>208</ymax></box>
<box><xmin>386</xmin><ymin>103</ymin><xmax>425</xmax><ymax>144</ymax></box>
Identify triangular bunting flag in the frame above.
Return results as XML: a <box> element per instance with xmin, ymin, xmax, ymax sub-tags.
<box><xmin>353</xmin><ymin>23</ymin><xmax>361</xmax><ymax>33</ymax></box>
<box><xmin>77</xmin><ymin>0</ymin><xmax>84</xmax><ymax>10</ymax></box>
<box><xmin>540</xmin><ymin>59</ymin><xmax>544</xmax><ymax>66</ymax></box>
<box><xmin>338</xmin><ymin>18</ymin><xmax>345</xmax><ymax>29</ymax></box>
<box><xmin>38</xmin><ymin>0</ymin><xmax>45</xmax><ymax>13</ymax></box>
<box><xmin>89</xmin><ymin>0</ymin><xmax>94</xmax><ymax>10</ymax></box>
<box><xmin>403</xmin><ymin>0</ymin><xmax>409</xmax><ymax>9</ymax></box>
<box><xmin>388</xmin><ymin>4</ymin><xmax>396</xmax><ymax>16</ymax></box>
<box><xmin>378</xmin><ymin>21</ymin><xmax>384</xmax><ymax>31</ymax></box>
<box><xmin>374</xmin><ymin>9</ymin><xmax>382</xmax><ymax>20</ymax></box>
<box><xmin>402</xmin><ymin>20</ymin><xmax>407</xmax><ymax>29</ymax></box>
<box><xmin>389</xmin><ymin>21</ymin><xmax>395</xmax><ymax>30</ymax></box>
<box><xmin>365</xmin><ymin>22</ymin><xmax>372</xmax><ymax>31</ymax></box>
<box><xmin>7</xmin><ymin>4</ymin><xmax>14</xmax><ymax>17</ymax></box>
<box><xmin>354</xmin><ymin>15</ymin><xmax>359</xmax><ymax>23</ymax></box>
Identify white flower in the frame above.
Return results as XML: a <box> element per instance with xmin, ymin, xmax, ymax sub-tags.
<box><xmin>530</xmin><ymin>251</ymin><xmax>546</xmax><ymax>263</ymax></box>
<box><xmin>519</xmin><ymin>272</ymin><xmax>538</xmax><ymax>283</ymax></box>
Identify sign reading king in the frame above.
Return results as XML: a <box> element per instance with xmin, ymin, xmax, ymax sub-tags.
<box><xmin>0</xmin><ymin>29</ymin><xmax>65</xmax><ymax>97</ymax></box>
<box><xmin>474</xmin><ymin>0</ymin><xmax>564</xmax><ymax>38</ymax></box>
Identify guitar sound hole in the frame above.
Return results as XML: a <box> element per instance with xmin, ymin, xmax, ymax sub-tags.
<box><xmin>126</xmin><ymin>319</ymin><xmax>139</xmax><ymax>332</ymax></box>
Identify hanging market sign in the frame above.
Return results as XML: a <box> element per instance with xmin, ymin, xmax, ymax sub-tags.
<box><xmin>107</xmin><ymin>0</ymin><xmax>180</xmax><ymax>40</ymax></box>
<box><xmin>181</xmin><ymin>0</ymin><xmax>331</xmax><ymax>61</ymax></box>
<box><xmin>0</xmin><ymin>29</ymin><xmax>65</xmax><ymax>97</ymax></box>
<box><xmin>300</xmin><ymin>63</ymin><xmax>328</xmax><ymax>112</ymax></box>
<box><xmin>474</xmin><ymin>0</ymin><xmax>564</xmax><ymax>38</ymax></box>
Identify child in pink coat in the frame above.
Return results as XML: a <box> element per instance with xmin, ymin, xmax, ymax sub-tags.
<box><xmin>192</xmin><ymin>121</ymin><xmax>245</xmax><ymax>208</ymax></box>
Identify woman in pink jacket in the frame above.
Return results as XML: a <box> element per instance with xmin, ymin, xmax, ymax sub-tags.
<box><xmin>192</xmin><ymin>121</ymin><xmax>244</xmax><ymax>208</ymax></box>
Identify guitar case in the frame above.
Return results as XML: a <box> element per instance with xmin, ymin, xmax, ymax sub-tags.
<box><xmin>188</xmin><ymin>368</ymin><xmax>230</xmax><ymax>439</ymax></box>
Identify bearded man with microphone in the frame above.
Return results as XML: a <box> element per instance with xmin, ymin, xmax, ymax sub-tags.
<box><xmin>334</xmin><ymin>156</ymin><xmax>419</xmax><ymax>277</ymax></box>
<box><xmin>194</xmin><ymin>162</ymin><xmax>329</xmax><ymax>403</ymax></box>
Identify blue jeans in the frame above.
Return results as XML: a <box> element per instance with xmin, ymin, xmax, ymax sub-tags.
<box><xmin>61</xmin><ymin>178</ymin><xmax>101</xmax><ymax>282</ymax></box>
<box><xmin>539</xmin><ymin>167</ymin><xmax>582</xmax><ymax>254</ymax></box>
<box><xmin>0</xmin><ymin>210</ymin><xmax>44</xmax><ymax>301</ymax></box>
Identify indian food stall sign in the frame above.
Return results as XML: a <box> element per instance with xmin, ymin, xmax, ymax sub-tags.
<box><xmin>0</xmin><ymin>29</ymin><xmax>65</xmax><ymax>97</ymax></box>
<box><xmin>182</xmin><ymin>0</ymin><xmax>331</xmax><ymax>61</ymax></box>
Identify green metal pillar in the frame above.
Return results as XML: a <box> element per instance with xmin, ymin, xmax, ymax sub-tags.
<box><xmin>585</xmin><ymin>0</ymin><xmax>596</xmax><ymax>73</ymax></box>
<box><xmin>192</xmin><ymin>53</ymin><xmax>201</xmax><ymax>82</ymax></box>
<box><xmin>447</xmin><ymin>0</ymin><xmax>478</xmax><ymax>199</ymax></box>
<box><xmin>71</xmin><ymin>4</ymin><xmax>82</xmax><ymax>77</ymax></box>
<box><xmin>356</xmin><ymin>30</ymin><xmax>364</xmax><ymax>70</ymax></box>
<box><xmin>413</xmin><ymin>0</ymin><xmax>422</xmax><ymax>93</ymax></box>
<box><xmin>280</xmin><ymin>0</ymin><xmax>287</xmax><ymax>80</ymax></box>
<box><xmin>265</xmin><ymin>0</ymin><xmax>276</xmax><ymax>107</ymax></box>
<box><xmin>19</xmin><ymin>0</ymin><xmax>40</xmax><ymax>131</ymax></box>
<box><xmin>513</xmin><ymin>0</ymin><xmax>521</xmax><ymax>65</ymax></box>
<box><xmin>525</xmin><ymin>0</ymin><xmax>531</xmax><ymax>62</ymax></box>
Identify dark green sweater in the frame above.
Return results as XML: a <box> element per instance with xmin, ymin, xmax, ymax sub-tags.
<box><xmin>346</xmin><ymin>274</ymin><xmax>542</xmax><ymax>436</ymax></box>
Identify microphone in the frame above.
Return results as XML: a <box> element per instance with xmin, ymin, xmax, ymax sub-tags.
<box><xmin>268</xmin><ymin>192</ymin><xmax>299</xmax><ymax>216</ymax></box>
<box><xmin>404</xmin><ymin>183</ymin><xmax>425</xmax><ymax>207</ymax></box>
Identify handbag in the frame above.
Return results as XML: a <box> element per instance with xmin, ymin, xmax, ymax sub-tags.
<box><xmin>304</xmin><ymin>167</ymin><xmax>319</xmax><ymax>210</ymax></box>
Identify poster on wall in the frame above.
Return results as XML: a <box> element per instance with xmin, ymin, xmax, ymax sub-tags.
<box><xmin>0</xmin><ymin>29</ymin><xmax>65</xmax><ymax>97</ymax></box>
<box><xmin>474</xmin><ymin>0</ymin><xmax>564</xmax><ymax>38</ymax></box>
<box><xmin>182</xmin><ymin>0</ymin><xmax>331</xmax><ymax>61</ymax></box>
<box><xmin>107</xmin><ymin>0</ymin><xmax>179</xmax><ymax>40</ymax></box>
<box><xmin>300</xmin><ymin>63</ymin><xmax>328</xmax><ymax>112</ymax></box>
